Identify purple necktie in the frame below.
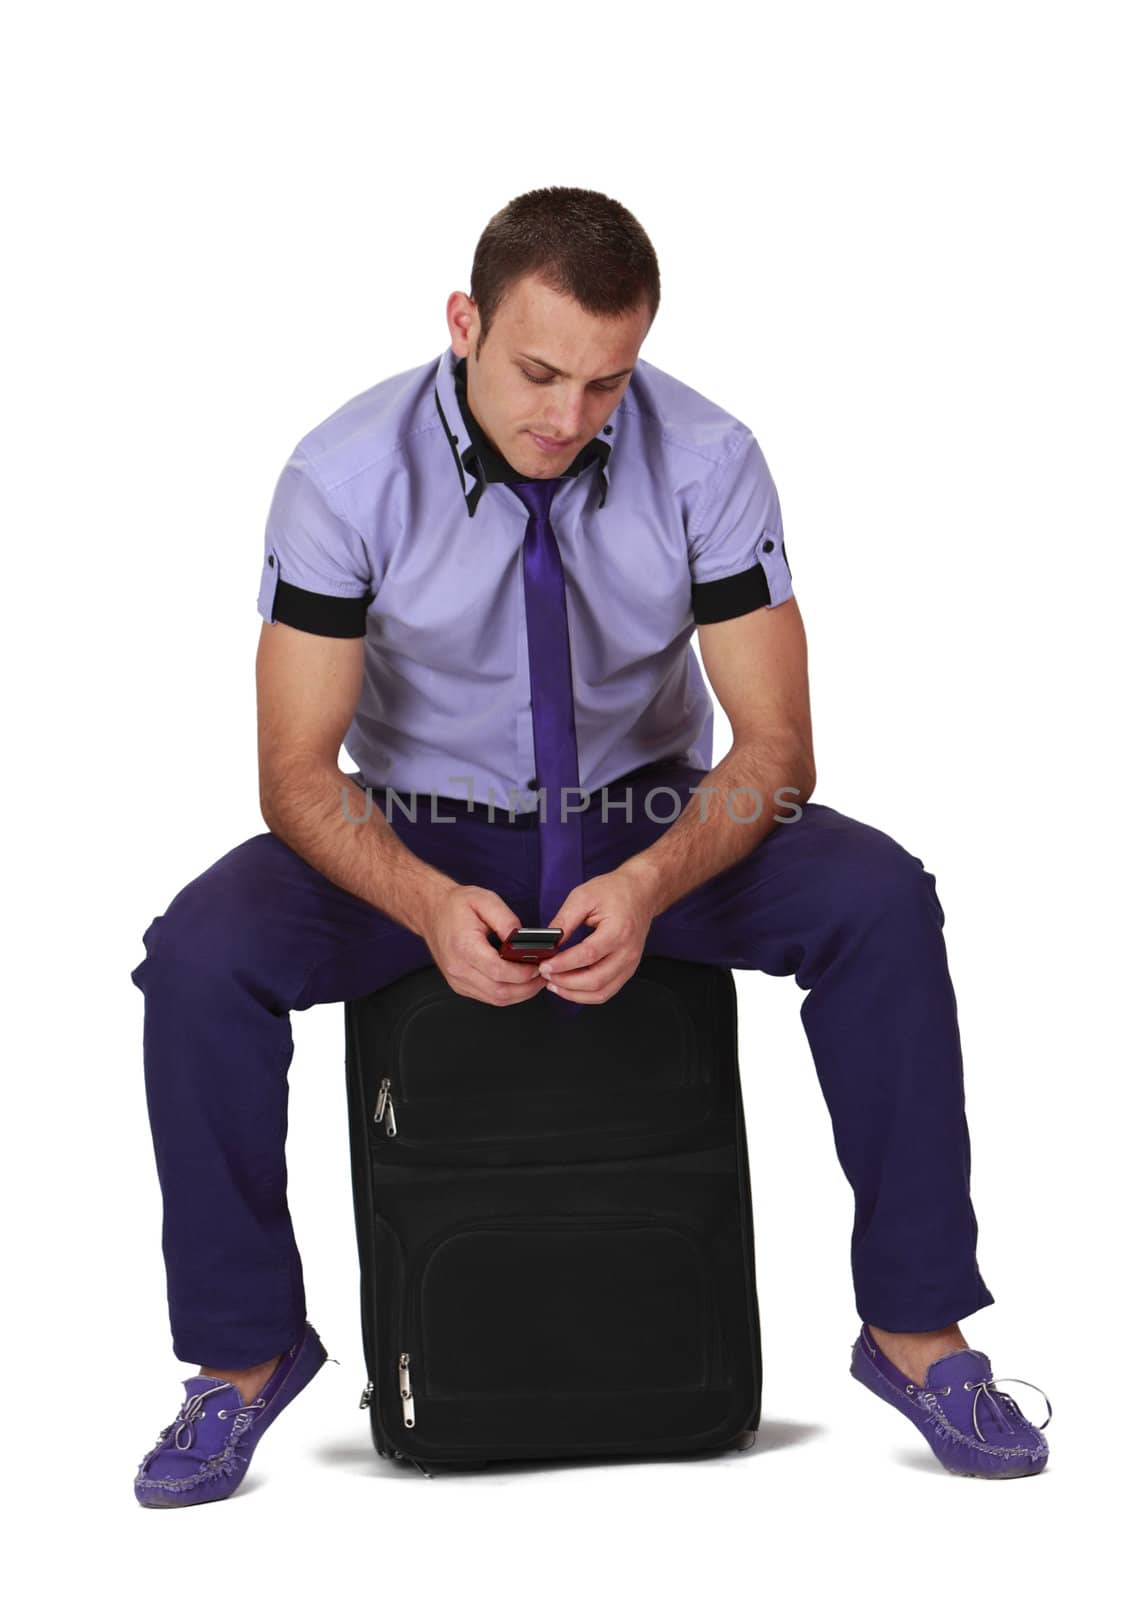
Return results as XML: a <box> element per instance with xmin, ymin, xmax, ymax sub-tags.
<box><xmin>506</xmin><ymin>478</ymin><xmax>587</xmax><ymax>1021</ymax></box>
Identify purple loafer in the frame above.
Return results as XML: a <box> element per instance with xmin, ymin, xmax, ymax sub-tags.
<box><xmin>135</xmin><ymin>1321</ymin><xmax>329</xmax><ymax>1508</ymax></box>
<box><xmin>850</xmin><ymin>1322</ymin><xmax>1052</xmax><ymax>1478</ymax></box>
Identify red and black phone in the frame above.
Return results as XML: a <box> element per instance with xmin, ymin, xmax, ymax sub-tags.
<box><xmin>490</xmin><ymin>927</ymin><xmax>564</xmax><ymax>964</ymax></box>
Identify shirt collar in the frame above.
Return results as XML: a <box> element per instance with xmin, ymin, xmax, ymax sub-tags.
<box><xmin>433</xmin><ymin>348</ymin><xmax>615</xmax><ymax>517</ymax></box>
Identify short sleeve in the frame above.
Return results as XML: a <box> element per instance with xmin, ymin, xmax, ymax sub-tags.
<box><xmin>256</xmin><ymin>448</ymin><xmax>374</xmax><ymax>638</ymax></box>
<box><xmin>688</xmin><ymin>430</ymin><xmax>794</xmax><ymax>625</ymax></box>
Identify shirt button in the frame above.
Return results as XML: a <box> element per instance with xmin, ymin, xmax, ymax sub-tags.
<box><xmin>603</xmin><ymin>425</ymin><xmax>613</xmax><ymax>435</ymax></box>
<box><xmin>527</xmin><ymin>776</ymin><xmax>539</xmax><ymax>790</ymax></box>
<box><xmin>268</xmin><ymin>554</ymin><xmax>275</xmax><ymax>567</ymax></box>
<box><xmin>762</xmin><ymin>540</ymin><xmax>774</xmax><ymax>553</ymax></box>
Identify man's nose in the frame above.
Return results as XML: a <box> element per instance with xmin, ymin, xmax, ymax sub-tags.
<box><xmin>543</xmin><ymin>390</ymin><xmax>588</xmax><ymax>436</ymax></box>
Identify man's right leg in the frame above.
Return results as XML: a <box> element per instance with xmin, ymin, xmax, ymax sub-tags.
<box><xmin>130</xmin><ymin>807</ymin><xmax>538</xmax><ymax>1380</ymax></box>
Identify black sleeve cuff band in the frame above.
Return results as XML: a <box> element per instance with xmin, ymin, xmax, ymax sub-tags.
<box><xmin>271</xmin><ymin>577</ymin><xmax>371</xmax><ymax>638</ymax></box>
<box><xmin>691</xmin><ymin>560</ymin><xmax>772</xmax><ymax>624</ymax></box>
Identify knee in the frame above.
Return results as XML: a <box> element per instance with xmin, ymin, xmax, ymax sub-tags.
<box><xmin>131</xmin><ymin>855</ymin><xmax>263</xmax><ymax>994</ymax></box>
<box><xmin>132</xmin><ymin>892</ymin><xmax>232</xmax><ymax>995</ymax></box>
<box><xmin>130</xmin><ymin>911</ymin><xmax>166</xmax><ymax>991</ymax></box>
<box><xmin>821</xmin><ymin>822</ymin><xmax>942</xmax><ymax>932</ymax></box>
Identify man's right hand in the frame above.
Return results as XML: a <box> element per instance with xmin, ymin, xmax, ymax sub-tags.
<box><xmin>420</xmin><ymin>884</ymin><xmax>546</xmax><ymax>1007</ymax></box>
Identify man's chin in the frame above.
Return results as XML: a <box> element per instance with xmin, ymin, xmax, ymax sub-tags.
<box><xmin>517</xmin><ymin>449</ymin><xmax>561</xmax><ymax>475</ymax></box>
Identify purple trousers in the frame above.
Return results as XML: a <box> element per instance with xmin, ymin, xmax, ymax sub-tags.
<box><xmin>130</xmin><ymin>757</ymin><xmax>994</xmax><ymax>1368</ymax></box>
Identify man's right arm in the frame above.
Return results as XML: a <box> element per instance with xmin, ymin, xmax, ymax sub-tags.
<box><xmin>255</xmin><ymin>619</ymin><xmax>456</xmax><ymax>938</ymax></box>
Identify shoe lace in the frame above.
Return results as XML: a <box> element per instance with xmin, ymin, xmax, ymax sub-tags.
<box><xmin>163</xmin><ymin>1382</ymin><xmax>267</xmax><ymax>1451</ymax></box>
<box><xmin>932</xmin><ymin>1375</ymin><xmax>1053</xmax><ymax>1443</ymax></box>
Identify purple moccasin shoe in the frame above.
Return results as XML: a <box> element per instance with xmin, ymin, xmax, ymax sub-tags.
<box><xmin>135</xmin><ymin>1320</ymin><xmax>329</xmax><ymax>1508</ymax></box>
<box><xmin>850</xmin><ymin>1322</ymin><xmax>1052</xmax><ymax>1478</ymax></box>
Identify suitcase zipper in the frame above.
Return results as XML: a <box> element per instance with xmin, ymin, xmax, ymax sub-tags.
<box><xmin>399</xmin><ymin>1351</ymin><xmax>416</xmax><ymax>1427</ymax></box>
<box><xmin>359</xmin><ymin>1380</ymin><xmax>374</xmax><ymax>1409</ymax></box>
<box><xmin>373</xmin><ymin>1077</ymin><xmax>398</xmax><ymax>1137</ymax></box>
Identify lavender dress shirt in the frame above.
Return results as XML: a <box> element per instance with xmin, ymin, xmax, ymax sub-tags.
<box><xmin>256</xmin><ymin>347</ymin><xmax>794</xmax><ymax>815</ymax></box>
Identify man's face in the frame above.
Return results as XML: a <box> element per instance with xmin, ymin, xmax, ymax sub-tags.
<box><xmin>447</xmin><ymin>273</ymin><xmax>651</xmax><ymax>478</ymax></box>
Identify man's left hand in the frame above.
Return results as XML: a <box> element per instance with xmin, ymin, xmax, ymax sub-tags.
<box><xmin>539</xmin><ymin>865</ymin><xmax>657</xmax><ymax>1005</ymax></box>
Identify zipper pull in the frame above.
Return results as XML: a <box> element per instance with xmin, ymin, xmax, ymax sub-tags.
<box><xmin>358</xmin><ymin>1380</ymin><xmax>374</xmax><ymax>1410</ymax></box>
<box><xmin>373</xmin><ymin>1077</ymin><xmax>398</xmax><ymax>1137</ymax></box>
<box><xmin>399</xmin><ymin>1351</ymin><xmax>416</xmax><ymax>1428</ymax></box>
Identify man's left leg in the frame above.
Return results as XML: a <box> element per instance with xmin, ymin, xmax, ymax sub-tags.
<box><xmin>580</xmin><ymin>761</ymin><xmax>994</xmax><ymax>1385</ymax></box>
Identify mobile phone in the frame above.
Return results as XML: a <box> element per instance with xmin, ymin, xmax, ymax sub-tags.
<box><xmin>495</xmin><ymin>926</ymin><xmax>564</xmax><ymax>963</ymax></box>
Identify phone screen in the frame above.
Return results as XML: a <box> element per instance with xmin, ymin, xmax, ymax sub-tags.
<box><xmin>506</xmin><ymin>928</ymin><xmax>563</xmax><ymax>951</ymax></box>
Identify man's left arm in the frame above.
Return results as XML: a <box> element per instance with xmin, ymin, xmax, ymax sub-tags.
<box><xmin>618</xmin><ymin>595</ymin><xmax>816</xmax><ymax>918</ymax></box>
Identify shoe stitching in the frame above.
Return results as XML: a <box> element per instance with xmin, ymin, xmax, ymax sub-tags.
<box><xmin>856</xmin><ymin>1332</ymin><xmax>1049</xmax><ymax>1462</ymax></box>
<box><xmin>136</xmin><ymin>1407</ymin><xmax>260</xmax><ymax>1493</ymax></box>
<box><xmin>919</xmin><ymin>1393</ymin><xmax>1048</xmax><ymax>1461</ymax></box>
<box><xmin>136</xmin><ymin>1330</ymin><xmax>327</xmax><ymax>1498</ymax></box>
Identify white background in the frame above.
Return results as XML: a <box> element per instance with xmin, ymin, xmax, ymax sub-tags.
<box><xmin>4</xmin><ymin>0</ymin><xmax>1130</xmax><ymax>1590</ymax></box>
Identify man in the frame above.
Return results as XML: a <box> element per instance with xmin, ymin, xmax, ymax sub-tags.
<box><xmin>130</xmin><ymin>186</ymin><xmax>1051</xmax><ymax>1507</ymax></box>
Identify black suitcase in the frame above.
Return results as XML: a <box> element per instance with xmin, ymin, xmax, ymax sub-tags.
<box><xmin>343</xmin><ymin>952</ymin><xmax>762</xmax><ymax>1471</ymax></box>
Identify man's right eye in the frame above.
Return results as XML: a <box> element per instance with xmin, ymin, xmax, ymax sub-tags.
<box><xmin>521</xmin><ymin>368</ymin><xmax>622</xmax><ymax>393</ymax></box>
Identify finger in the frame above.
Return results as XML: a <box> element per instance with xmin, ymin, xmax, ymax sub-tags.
<box><xmin>545</xmin><ymin>974</ymin><xmax>621</xmax><ymax>1005</ymax></box>
<box><xmin>461</xmin><ymin>931</ymin><xmax>538</xmax><ymax>985</ymax></box>
<box><xmin>544</xmin><ymin>949</ymin><xmax>627</xmax><ymax>997</ymax></box>
<box><xmin>480</xmin><ymin>918</ymin><xmax>521</xmax><ymax>951</ymax></box>
<box><xmin>483</xmin><ymin>952</ymin><xmax>546</xmax><ymax>985</ymax></box>
<box><xmin>547</xmin><ymin>897</ymin><xmax>591</xmax><ymax>945</ymax></box>
<box><xmin>459</xmin><ymin>975</ymin><xmax>543</xmax><ymax>1007</ymax></box>
<box><xmin>469</xmin><ymin>893</ymin><xmax>525</xmax><ymax>946</ymax></box>
<box><xmin>505</xmin><ymin>976</ymin><xmax>549</xmax><ymax>1005</ymax></box>
<box><xmin>540</xmin><ymin>928</ymin><xmax>610</xmax><ymax>977</ymax></box>
<box><xmin>483</xmin><ymin>921</ymin><xmax>521</xmax><ymax>940</ymax></box>
<box><xmin>504</xmin><ymin>956</ymin><xmax>546</xmax><ymax>985</ymax></box>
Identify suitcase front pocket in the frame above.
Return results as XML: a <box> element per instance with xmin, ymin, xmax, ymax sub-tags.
<box><xmin>388</xmin><ymin>1211</ymin><xmax>741</xmax><ymax>1456</ymax></box>
<box><xmin>390</xmin><ymin>1211</ymin><xmax>727</xmax><ymax>1455</ymax></box>
<box><xmin>363</xmin><ymin>976</ymin><xmax>725</xmax><ymax>1160</ymax></box>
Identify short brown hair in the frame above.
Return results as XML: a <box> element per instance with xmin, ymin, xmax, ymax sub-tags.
<box><xmin>469</xmin><ymin>187</ymin><xmax>661</xmax><ymax>358</ymax></box>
